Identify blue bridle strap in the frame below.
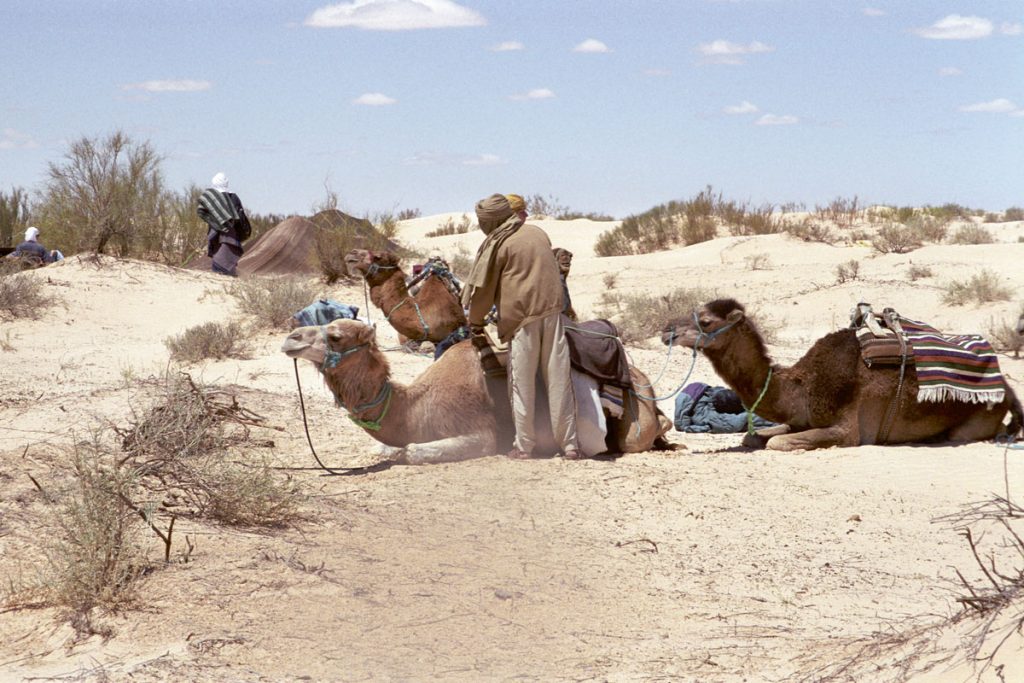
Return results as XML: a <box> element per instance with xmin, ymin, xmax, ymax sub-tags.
<box><xmin>321</xmin><ymin>326</ymin><xmax>368</xmax><ymax>370</ymax></box>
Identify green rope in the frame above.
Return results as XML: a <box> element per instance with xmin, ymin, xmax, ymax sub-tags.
<box><xmin>745</xmin><ymin>367</ymin><xmax>773</xmax><ymax>436</ymax></box>
<box><xmin>348</xmin><ymin>383</ymin><xmax>393</xmax><ymax>432</ymax></box>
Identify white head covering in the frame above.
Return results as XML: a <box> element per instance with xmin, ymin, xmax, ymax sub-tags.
<box><xmin>211</xmin><ymin>172</ymin><xmax>229</xmax><ymax>192</ymax></box>
<box><xmin>25</xmin><ymin>226</ymin><xmax>40</xmax><ymax>242</ymax></box>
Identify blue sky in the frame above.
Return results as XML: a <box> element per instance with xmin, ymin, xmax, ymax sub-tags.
<box><xmin>2</xmin><ymin>0</ymin><xmax>1021</xmax><ymax>218</ymax></box>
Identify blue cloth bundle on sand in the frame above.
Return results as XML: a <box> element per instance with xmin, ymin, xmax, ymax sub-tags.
<box><xmin>291</xmin><ymin>299</ymin><xmax>360</xmax><ymax>328</ymax></box>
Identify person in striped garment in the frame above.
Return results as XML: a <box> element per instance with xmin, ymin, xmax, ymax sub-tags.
<box><xmin>197</xmin><ymin>172</ymin><xmax>251</xmax><ymax>276</ymax></box>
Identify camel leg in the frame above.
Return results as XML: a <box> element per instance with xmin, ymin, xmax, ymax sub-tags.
<box><xmin>765</xmin><ymin>424</ymin><xmax>857</xmax><ymax>452</ymax></box>
<box><xmin>944</xmin><ymin>408</ymin><xmax>1006</xmax><ymax>443</ymax></box>
<box><xmin>402</xmin><ymin>432</ymin><xmax>497</xmax><ymax>465</ymax></box>
<box><xmin>742</xmin><ymin>423</ymin><xmax>791</xmax><ymax>449</ymax></box>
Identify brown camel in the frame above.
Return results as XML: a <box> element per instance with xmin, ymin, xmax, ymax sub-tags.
<box><xmin>344</xmin><ymin>249</ymin><xmax>465</xmax><ymax>343</ymax></box>
<box><xmin>661</xmin><ymin>298</ymin><xmax>1023</xmax><ymax>451</ymax></box>
<box><xmin>282</xmin><ymin>319</ymin><xmax>671</xmax><ymax>464</ymax></box>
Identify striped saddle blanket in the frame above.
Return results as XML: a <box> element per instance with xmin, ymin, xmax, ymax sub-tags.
<box><xmin>854</xmin><ymin>309</ymin><xmax>1005</xmax><ymax>404</ymax></box>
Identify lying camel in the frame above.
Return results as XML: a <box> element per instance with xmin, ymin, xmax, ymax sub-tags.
<box><xmin>344</xmin><ymin>249</ymin><xmax>466</xmax><ymax>344</ymax></box>
<box><xmin>661</xmin><ymin>298</ymin><xmax>1022</xmax><ymax>451</ymax></box>
<box><xmin>282</xmin><ymin>319</ymin><xmax>671</xmax><ymax>464</ymax></box>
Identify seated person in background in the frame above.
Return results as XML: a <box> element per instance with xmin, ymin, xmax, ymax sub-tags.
<box><xmin>6</xmin><ymin>227</ymin><xmax>53</xmax><ymax>266</ymax></box>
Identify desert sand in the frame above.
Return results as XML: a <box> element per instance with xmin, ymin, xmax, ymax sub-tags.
<box><xmin>2</xmin><ymin>213</ymin><xmax>1023</xmax><ymax>682</ymax></box>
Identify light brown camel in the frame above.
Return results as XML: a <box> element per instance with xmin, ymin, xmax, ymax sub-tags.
<box><xmin>282</xmin><ymin>319</ymin><xmax>671</xmax><ymax>464</ymax></box>
<box><xmin>661</xmin><ymin>298</ymin><xmax>1023</xmax><ymax>451</ymax></box>
<box><xmin>344</xmin><ymin>249</ymin><xmax>465</xmax><ymax>343</ymax></box>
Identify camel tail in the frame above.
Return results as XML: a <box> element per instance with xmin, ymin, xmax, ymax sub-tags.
<box><xmin>1005</xmin><ymin>384</ymin><xmax>1024</xmax><ymax>440</ymax></box>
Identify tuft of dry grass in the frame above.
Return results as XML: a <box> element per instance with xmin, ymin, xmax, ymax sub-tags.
<box><xmin>0</xmin><ymin>270</ymin><xmax>57</xmax><ymax>320</ymax></box>
<box><xmin>907</xmin><ymin>264</ymin><xmax>933</xmax><ymax>281</ymax></box>
<box><xmin>949</xmin><ymin>224</ymin><xmax>996</xmax><ymax>245</ymax></box>
<box><xmin>986</xmin><ymin>309</ymin><xmax>1024</xmax><ymax>357</ymax></box>
<box><xmin>744</xmin><ymin>253</ymin><xmax>773</xmax><ymax>271</ymax></box>
<box><xmin>165</xmin><ymin>320</ymin><xmax>251</xmax><ymax>363</ymax></box>
<box><xmin>596</xmin><ymin>286</ymin><xmax>713</xmax><ymax>344</ymax></box>
<box><xmin>227</xmin><ymin>276</ymin><xmax>321</xmax><ymax>329</ymax></box>
<box><xmin>425</xmin><ymin>214</ymin><xmax>472</xmax><ymax>237</ymax></box>
<box><xmin>941</xmin><ymin>269</ymin><xmax>1014</xmax><ymax>306</ymax></box>
<box><xmin>834</xmin><ymin>260</ymin><xmax>860</xmax><ymax>284</ymax></box>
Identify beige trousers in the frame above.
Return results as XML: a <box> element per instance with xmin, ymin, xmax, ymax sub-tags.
<box><xmin>508</xmin><ymin>314</ymin><xmax>579</xmax><ymax>454</ymax></box>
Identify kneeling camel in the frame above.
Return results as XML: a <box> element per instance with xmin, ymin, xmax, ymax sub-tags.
<box><xmin>283</xmin><ymin>319</ymin><xmax>670</xmax><ymax>464</ymax></box>
<box><xmin>661</xmin><ymin>298</ymin><xmax>1022</xmax><ymax>451</ymax></box>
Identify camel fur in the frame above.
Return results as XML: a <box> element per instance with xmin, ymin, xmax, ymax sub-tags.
<box><xmin>282</xmin><ymin>319</ymin><xmax>671</xmax><ymax>464</ymax></box>
<box><xmin>345</xmin><ymin>249</ymin><xmax>465</xmax><ymax>343</ymax></box>
<box><xmin>661</xmin><ymin>298</ymin><xmax>1023</xmax><ymax>452</ymax></box>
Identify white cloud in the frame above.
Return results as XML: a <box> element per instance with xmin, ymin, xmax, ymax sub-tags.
<box><xmin>353</xmin><ymin>92</ymin><xmax>397</xmax><ymax>105</ymax></box>
<box><xmin>404</xmin><ymin>151</ymin><xmax>504</xmax><ymax>166</ymax></box>
<box><xmin>0</xmin><ymin>128</ymin><xmax>38</xmax><ymax>150</ymax></box>
<box><xmin>697</xmin><ymin>40</ymin><xmax>774</xmax><ymax>65</ymax></box>
<box><xmin>958</xmin><ymin>98</ymin><xmax>1016</xmax><ymax>113</ymax></box>
<box><xmin>305</xmin><ymin>0</ymin><xmax>485</xmax><ymax>30</ymax></box>
<box><xmin>724</xmin><ymin>100</ymin><xmax>759</xmax><ymax>115</ymax></box>
<box><xmin>938</xmin><ymin>66</ymin><xmax>963</xmax><ymax>77</ymax></box>
<box><xmin>490</xmin><ymin>41</ymin><xmax>524</xmax><ymax>51</ymax></box>
<box><xmin>462</xmin><ymin>153</ymin><xmax>502</xmax><ymax>166</ymax></box>
<box><xmin>755</xmin><ymin>114</ymin><xmax>799</xmax><ymax>126</ymax></box>
<box><xmin>121</xmin><ymin>79</ymin><xmax>212</xmax><ymax>92</ymax></box>
<box><xmin>863</xmin><ymin>8</ymin><xmax>885</xmax><ymax>17</ymax></box>
<box><xmin>573</xmin><ymin>38</ymin><xmax>610</xmax><ymax>53</ymax></box>
<box><xmin>1001</xmin><ymin>22</ymin><xmax>1023</xmax><ymax>36</ymax></box>
<box><xmin>914</xmin><ymin>15</ymin><xmax>993</xmax><ymax>40</ymax></box>
<box><xmin>509</xmin><ymin>88</ymin><xmax>555</xmax><ymax>101</ymax></box>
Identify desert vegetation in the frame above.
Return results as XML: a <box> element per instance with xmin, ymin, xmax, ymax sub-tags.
<box><xmin>425</xmin><ymin>214</ymin><xmax>473</xmax><ymax>237</ymax></box>
<box><xmin>165</xmin><ymin>320</ymin><xmax>251</xmax><ymax>363</ymax></box>
<box><xmin>0</xmin><ymin>269</ymin><xmax>58</xmax><ymax>319</ymax></box>
<box><xmin>941</xmin><ymin>269</ymin><xmax>1014</xmax><ymax>306</ymax></box>
<box><xmin>227</xmin><ymin>276</ymin><xmax>321</xmax><ymax>329</ymax></box>
<box><xmin>595</xmin><ymin>285</ymin><xmax>713</xmax><ymax>343</ymax></box>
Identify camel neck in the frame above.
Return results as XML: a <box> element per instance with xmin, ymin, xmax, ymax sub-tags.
<box><xmin>369</xmin><ymin>271</ymin><xmax>409</xmax><ymax>310</ymax></box>
<box><xmin>703</xmin><ymin>324</ymin><xmax>774</xmax><ymax>408</ymax></box>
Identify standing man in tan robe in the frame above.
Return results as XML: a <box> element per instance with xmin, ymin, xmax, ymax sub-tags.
<box><xmin>462</xmin><ymin>193</ymin><xmax>580</xmax><ymax>460</ymax></box>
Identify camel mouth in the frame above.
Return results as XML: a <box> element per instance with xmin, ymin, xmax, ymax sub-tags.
<box><xmin>344</xmin><ymin>249</ymin><xmax>370</xmax><ymax>276</ymax></box>
<box><xmin>281</xmin><ymin>332</ymin><xmax>312</xmax><ymax>357</ymax></box>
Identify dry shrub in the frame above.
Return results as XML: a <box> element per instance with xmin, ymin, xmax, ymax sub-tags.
<box><xmin>872</xmin><ymin>223</ymin><xmax>922</xmax><ymax>254</ymax></box>
<box><xmin>596</xmin><ymin>286</ymin><xmax>713</xmax><ymax>344</ymax></box>
<box><xmin>907</xmin><ymin>264</ymin><xmax>933</xmax><ymax>281</ymax></box>
<box><xmin>986</xmin><ymin>315</ymin><xmax>1024</xmax><ymax>358</ymax></box>
<box><xmin>949</xmin><ymin>224</ymin><xmax>996</xmax><ymax>245</ymax></box>
<box><xmin>165</xmin><ymin>320</ymin><xmax>250</xmax><ymax>363</ymax></box>
<box><xmin>118</xmin><ymin>371</ymin><xmax>301</xmax><ymax>527</ymax></box>
<box><xmin>227</xmin><ymin>275</ymin><xmax>320</xmax><ymax>329</ymax></box>
<box><xmin>1004</xmin><ymin>207</ymin><xmax>1024</xmax><ymax>222</ymax></box>
<box><xmin>446</xmin><ymin>243</ymin><xmax>474</xmax><ymax>280</ymax></box>
<box><xmin>744</xmin><ymin>253</ymin><xmax>772</xmax><ymax>271</ymax></box>
<box><xmin>425</xmin><ymin>214</ymin><xmax>473</xmax><ymax>237</ymax></box>
<box><xmin>815</xmin><ymin>195</ymin><xmax>860</xmax><ymax>229</ymax></box>
<box><xmin>835</xmin><ymin>260</ymin><xmax>860</xmax><ymax>284</ymax></box>
<box><xmin>908</xmin><ymin>214</ymin><xmax>949</xmax><ymax>243</ymax></box>
<box><xmin>786</xmin><ymin>218</ymin><xmax>836</xmax><ymax>244</ymax></box>
<box><xmin>0</xmin><ymin>270</ymin><xmax>57</xmax><ymax>319</ymax></box>
<box><xmin>46</xmin><ymin>435</ymin><xmax>147</xmax><ymax>622</ymax></box>
<box><xmin>941</xmin><ymin>269</ymin><xmax>1014</xmax><ymax>306</ymax></box>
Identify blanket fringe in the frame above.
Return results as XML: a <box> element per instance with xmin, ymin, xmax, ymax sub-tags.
<box><xmin>917</xmin><ymin>387</ymin><xmax>1005</xmax><ymax>405</ymax></box>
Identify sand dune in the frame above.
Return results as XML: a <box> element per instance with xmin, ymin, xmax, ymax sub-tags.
<box><xmin>1</xmin><ymin>213</ymin><xmax>1022</xmax><ymax>681</ymax></box>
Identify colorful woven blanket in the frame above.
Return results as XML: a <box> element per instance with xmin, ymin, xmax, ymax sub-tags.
<box><xmin>898</xmin><ymin>318</ymin><xmax>1006</xmax><ymax>404</ymax></box>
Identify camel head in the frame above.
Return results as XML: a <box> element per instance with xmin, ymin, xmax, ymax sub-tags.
<box><xmin>553</xmin><ymin>247</ymin><xmax>573</xmax><ymax>276</ymax></box>
<box><xmin>281</xmin><ymin>319</ymin><xmax>376</xmax><ymax>369</ymax></box>
<box><xmin>661</xmin><ymin>298</ymin><xmax>746</xmax><ymax>350</ymax></box>
<box><xmin>345</xmin><ymin>249</ymin><xmax>402</xmax><ymax>283</ymax></box>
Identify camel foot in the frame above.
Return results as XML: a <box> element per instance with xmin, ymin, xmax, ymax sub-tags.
<box><xmin>375</xmin><ymin>444</ymin><xmax>409</xmax><ymax>463</ymax></box>
<box><xmin>741</xmin><ymin>432</ymin><xmax>768</xmax><ymax>449</ymax></box>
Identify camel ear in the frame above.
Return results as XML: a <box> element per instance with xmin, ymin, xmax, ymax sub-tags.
<box><xmin>356</xmin><ymin>323</ymin><xmax>376</xmax><ymax>345</ymax></box>
<box><xmin>726</xmin><ymin>309</ymin><xmax>745</xmax><ymax>324</ymax></box>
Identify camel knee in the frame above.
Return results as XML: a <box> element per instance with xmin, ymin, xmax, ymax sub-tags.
<box><xmin>404</xmin><ymin>433</ymin><xmax>496</xmax><ymax>465</ymax></box>
<box><xmin>766</xmin><ymin>425</ymin><xmax>854</xmax><ymax>451</ymax></box>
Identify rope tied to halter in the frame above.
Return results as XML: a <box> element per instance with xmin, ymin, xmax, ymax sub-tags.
<box><xmin>744</xmin><ymin>367</ymin><xmax>773</xmax><ymax>436</ymax></box>
<box><xmin>386</xmin><ymin>297</ymin><xmax>431</xmax><ymax>341</ymax></box>
<box><xmin>318</xmin><ymin>325</ymin><xmax>394</xmax><ymax>430</ymax></box>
